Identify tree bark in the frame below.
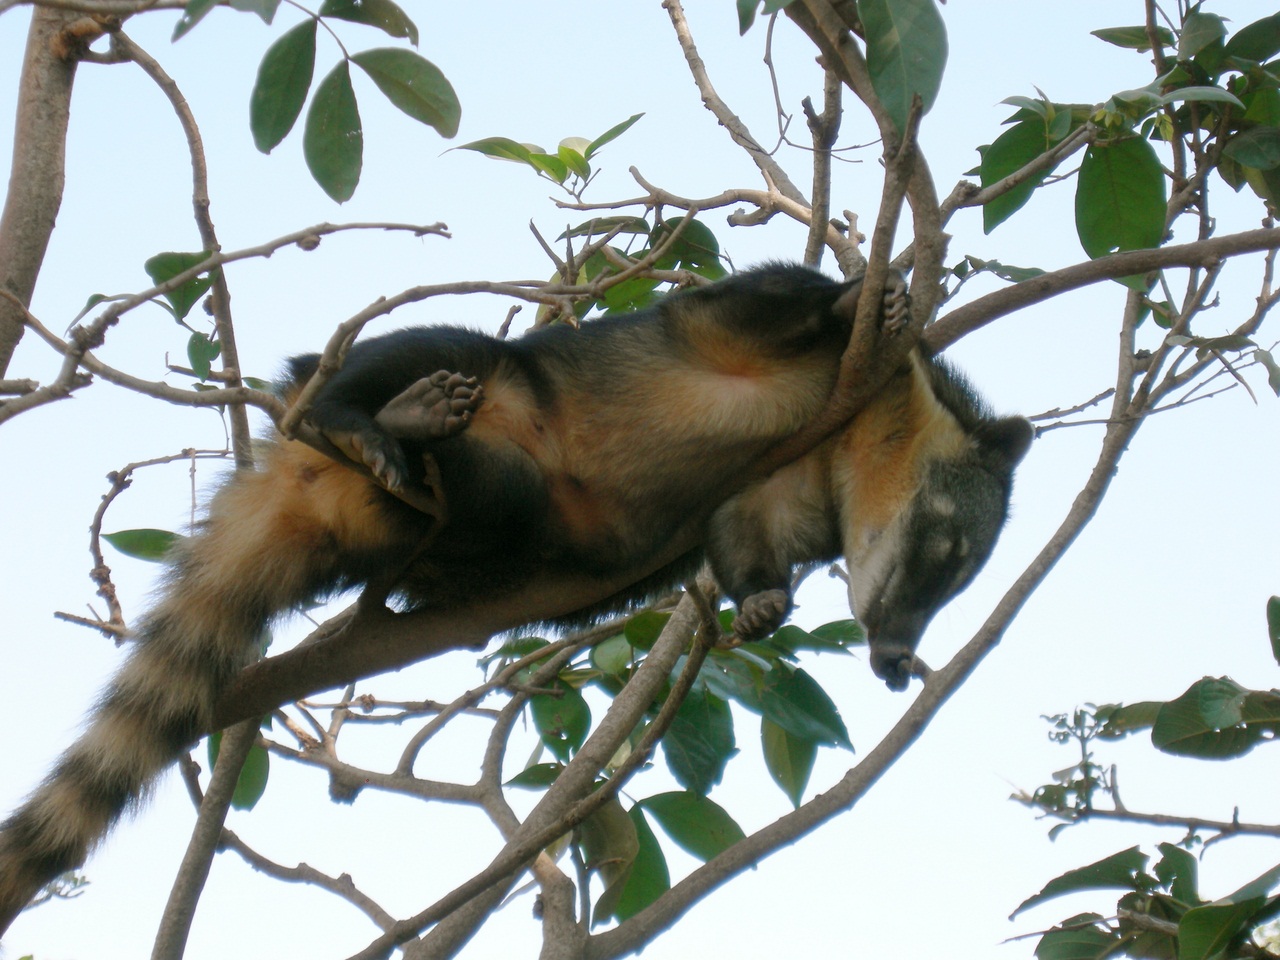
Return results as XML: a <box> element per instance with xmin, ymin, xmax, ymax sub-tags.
<box><xmin>0</xmin><ymin>6</ymin><xmax>80</xmax><ymax>376</ymax></box>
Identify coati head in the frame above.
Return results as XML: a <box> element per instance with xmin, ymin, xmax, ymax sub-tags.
<box><xmin>837</xmin><ymin>356</ymin><xmax>1034</xmax><ymax>690</ymax></box>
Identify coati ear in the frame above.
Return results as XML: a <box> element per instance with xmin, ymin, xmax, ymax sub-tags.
<box><xmin>975</xmin><ymin>416</ymin><xmax>1034</xmax><ymax>473</ymax></box>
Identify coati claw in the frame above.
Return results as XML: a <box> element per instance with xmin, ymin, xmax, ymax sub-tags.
<box><xmin>881</xmin><ymin>271</ymin><xmax>910</xmax><ymax>335</ymax></box>
<box><xmin>733</xmin><ymin>588</ymin><xmax>790</xmax><ymax>641</ymax></box>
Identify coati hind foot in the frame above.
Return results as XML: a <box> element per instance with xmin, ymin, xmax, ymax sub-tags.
<box><xmin>732</xmin><ymin>588</ymin><xmax>790</xmax><ymax>642</ymax></box>
<box><xmin>312</xmin><ymin>371</ymin><xmax>484</xmax><ymax>491</ymax></box>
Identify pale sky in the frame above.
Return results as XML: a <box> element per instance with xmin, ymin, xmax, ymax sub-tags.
<box><xmin>1</xmin><ymin>2</ymin><xmax>1278</xmax><ymax>958</ymax></box>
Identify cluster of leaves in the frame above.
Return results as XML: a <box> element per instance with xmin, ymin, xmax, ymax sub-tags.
<box><xmin>738</xmin><ymin>0</ymin><xmax>947</xmax><ymax>135</ymax></box>
<box><xmin>1021</xmin><ymin>596</ymin><xmax>1280</xmax><ymax>959</ymax></box>
<box><xmin>1018</xmin><ymin>846</ymin><xmax>1280</xmax><ymax>960</ymax></box>
<box><xmin>455</xmin><ymin>114</ymin><xmax>642</xmax><ymax>201</ymax></box>
<box><xmin>979</xmin><ymin>10</ymin><xmax>1280</xmax><ymax>260</ymax></box>
<box><xmin>498</xmin><ymin>607</ymin><xmax>863</xmax><ymax>926</ymax></box>
<box><xmin>174</xmin><ymin>0</ymin><xmax>461</xmax><ymax>202</ymax></box>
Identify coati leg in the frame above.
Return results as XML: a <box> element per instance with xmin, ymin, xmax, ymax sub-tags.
<box><xmin>309</xmin><ymin>371</ymin><xmax>483</xmax><ymax>492</ymax></box>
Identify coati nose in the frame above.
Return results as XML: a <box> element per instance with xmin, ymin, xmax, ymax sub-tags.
<box><xmin>869</xmin><ymin>642</ymin><xmax>914</xmax><ymax>691</ymax></box>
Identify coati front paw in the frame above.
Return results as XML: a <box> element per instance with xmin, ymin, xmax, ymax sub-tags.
<box><xmin>375</xmin><ymin>371</ymin><xmax>484</xmax><ymax>442</ymax></box>
<box><xmin>732</xmin><ymin>589</ymin><xmax>790</xmax><ymax>642</ymax></box>
<box><xmin>881</xmin><ymin>271</ymin><xmax>910</xmax><ymax>335</ymax></box>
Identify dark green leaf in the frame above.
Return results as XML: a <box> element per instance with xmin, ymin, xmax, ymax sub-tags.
<box><xmin>809</xmin><ymin>619</ymin><xmax>866</xmax><ymax>646</ymax></box>
<box><xmin>187</xmin><ymin>332</ymin><xmax>221</xmax><ymax>380</ymax></box>
<box><xmin>982</xmin><ymin>118</ymin><xmax>1059</xmax><ymax>232</ymax></box>
<box><xmin>102</xmin><ymin>528</ymin><xmax>181</xmax><ymax>562</ymax></box>
<box><xmin>612</xmin><ymin>807</ymin><xmax>671</xmax><ymax>921</ymax></box>
<box><xmin>173</xmin><ymin>0</ymin><xmax>219</xmax><ymax>41</ymax></box>
<box><xmin>579</xmin><ymin>797</ymin><xmax>639</xmax><ymax>926</ymax></box>
<box><xmin>144</xmin><ymin>251</ymin><xmax>215</xmax><ymax>321</ymax></box>
<box><xmin>504</xmin><ymin>763</ymin><xmax>563</xmax><ymax>789</ymax></box>
<box><xmin>1012</xmin><ymin>847</ymin><xmax>1149</xmax><ymax>918</ymax></box>
<box><xmin>1268</xmin><ymin>596</ymin><xmax>1280</xmax><ymax>665</ymax></box>
<box><xmin>1091</xmin><ymin>26</ymin><xmax>1176</xmax><ymax>52</ymax></box>
<box><xmin>530</xmin><ymin>680</ymin><xmax>591</xmax><ymax>762</ymax></box>
<box><xmin>351</xmin><ymin>48</ymin><xmax>459</xmax><ymax>138</ymax></box>
<box><xmin>1223</xmin><ymin>12</ymin><xmax>1280</xmax><ymax>64</ymax></box>
<box><xmin>760</xmin><ymin>663</ymin><xmax>852</xmax><ymax>749</ymax></box>
<box><xmin>698</xmin><ymin>651</ymin><xmax>765</xmax><ymax>710</ymax></box>
<box><xmin>624</xmin><ymin>611</ymin><xmax>671</xmax><ymax>650</ymax></box>
<box><xmin>1034</xmin><ymin>915</ymin><xmax>1120</xmax><ymax>960</ymax></box>
<box><xmin>650</xmin><ymin>217</ymin><xmax>721</xmax><ymax>268</ymax></box>
<box><xmin>769</xmin><ymin>624</ymin><xmax>852</xmax><ymax>656</ymax></box>
<box><xmin>856</xmin><ymin>0</ymin><xmax>948</xmax><ymax>134</ymax></box>
<box><xmin>319</xmin><ymin>0</ymin><xmax>418</xmax><ymax>45</ymax></box>
<box><xmin>1075</xmin><ymin>138</ymin><xmax>1166</xmax><ymax>262</ymax></box>
<box><xmin>250</xmin><ymin>20</ymin><xmax>317</xmax><ymax>153</ymax></box>
<box><xmin>662</xmin><ymin>689</ymin><xmax>736</xmax><ymax>795</ymax></box>
<box><xmin>558</xmin><ymin>217</ymin><xmax>650</xmax><ymax>241</ymax></box>
<box><xmin>479</xmin><ymin>635</ymin><xmax>548</xmax><ymax>668</ymax></box>
<box><xmin>761</xmin><ymin>716</ymin><xmax>816</xmax><ymax>807</ymax></box>
<box><xmin>229</xmin><ymin>0</ymin><xmax>281</xmax><ymax>24</ymax></box>
<box><xmin>206</xmin><ymin>732</ymin><xmax>270</xmax><ymax>810</ymax></box>
<box><xmin>642</xmin><ymin>792</ymin><xmax>746</xmax><ymax>861</ymax></box>
<box><xmin>1154</xmin><ymin>843</ymin><xmax>1200</xmax><ymax>906</ymax></box>
<box><xmin>585</xmin><ymin>113</ymin><xmax>644</xmax><ymax>159</ymax></box>
<box><xmin>1244</xmin><ymin>87</ymin><xmax>1280</xmax><ymax>126</ymax></box>
<box><xmin>1179</xmin><ymin>11</ymin><xmax>1227</xmax><ymax>61</ymax></box>
<box><xmin>1224</xmin><ymin>126</ymin><xmax>1280</xmax><ymax>171</ymax></box>
<box><xmin>304</xmin><ymin>61</ymin><xmax>363</xmax><ymax>202</ymax></box>
<box><xmin>1151</xmin><ymin>677</ymin><xmax>1280</xmax><ymax>758</ymax></box>
<box><xmin>1096</xmin><ymin>700</ymin><xmax>1163</xmax><ymax>737</ymax></box>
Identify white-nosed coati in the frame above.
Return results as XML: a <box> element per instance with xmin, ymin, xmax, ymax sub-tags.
<box><xmin>0</xmin><ymin>263</ymin><xmax>1032</xmax><ymax>934</ymax></box>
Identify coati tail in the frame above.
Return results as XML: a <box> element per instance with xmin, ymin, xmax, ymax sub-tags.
<box><xmin>0</xmin><ymin>446</ymin><xmax>376</xmax><ymax>935</ymax></box>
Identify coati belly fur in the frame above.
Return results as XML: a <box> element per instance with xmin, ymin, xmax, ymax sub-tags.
<box><xmin>0</xmin><ymin>263</ymin><xmax>1032</xmax><ymax>934</ymax></box>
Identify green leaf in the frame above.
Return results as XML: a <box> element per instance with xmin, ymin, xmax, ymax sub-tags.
<box><xmin>350</xmin><ymin>49</ymin><xmax>459</xmax><ymax>138</ymax></box>
<box><xmin>526</xmin><ymin>152</ymin><xmax>569</xmax><ymax>183</ymax></box>
<box><xmin>662</xmin><ymin>688</ymin><xmax>736</xmax><ymax>795</ymax></box>
<box><xmin>530</xmin><ymin>680</ymin><xmax>591</xmax><ymax>762</ymax></box>
<box><xmin>1154</xmin><ymin>842</ymin><xmax>1201</xmax><ymax>906</ymax></box>
<box><xmin>1152</xmin><ymin>677</ymin><xmax>1280</xmax><ymax>758</ymax></box>
<box><xmin>454</xmin><ymin>136</ymin><xmax>536</xmax><ymax>164</ymax></box>
<box><xmin>187</xmin><ymin>332</ymin><xmax>221</xmax><ymax>380</ymax></box>
<box><xmin>1091</xmin><ymin>26</ymin><xmax>1176</xmax><ymax>52</ymax></box>
<box><xmin>1159</xmin><ymin>85</ymin><xmax>1243</xmax><ymax>109</ymax></box>
<box><xmin>612</xmin><ymin>807</ymin><xmax>671</xmax><ymax>921</ymax></box>
<box><xmin>102</xmin><ymin>528</ymin><xmax>181</xmax><ymax>562</ymax></box>
<box><xmin>760</xmin><ymin>663</ymin><xmax>852</xmax><ymax>749</ymax></box>
<box><xmin>585</xmin><ymin>113</ymin><xmax>644</xmax><ymax>159</ymax></box>
<box><xmin>319</xmin><ymin>0</ymin><xmax>418</xmax><ymax>45</ymax></box>
<box><xmin>642</xmin><ymin>792</ymin><xmax>746</xmax><ymax>861</ymax></box>
<box><xmin>1012</xmin><ymin>847</ymin><xmax>1149</xmax><ymax>918</ymax></box>
<box><xmin>250</xmin><ymin>20</ymin><xmax>317</xmax><ymax>154</ymax></box>
<box><xmin>1224</xmin><ymin>126</ymin><xmax>1280</xmax><ymax>171</ymax></box>
<box><xmin>809</xmin><ymin>619</ymin><xmax>866</xmax><ymax>646</ymax></box>
<box><xmin>624</xmin><ymin>611</ymin><xmax>671</xmax><ymax>650</ymax></box>
<box><xmin>590</xmin><ymin>633</ymin><xmax>632</xmax><ymax>677</ymax></box>
<box><xmin>981</xmin><ymin>118</ymin><xmax>1059</xmax><ymax>233</ymax></box>
<box><xmin>1075</xmin><ymin>138</ymin><xmax>1166</xmax><ymax>262</ymax></box>
<box><xmin>1034</xmin><ymin>915</ymin><xmax>1120</xmax><ymax>960</ymax></box>
<box><xmin>304</xmin><ymin>61</ymin><xmax>363</xmax><ymax>202</ymax></box>
<box><xmin>144</xmin><ymin>251</ymin><xmax>215</xmax><ymax>321</ymax></box>
<box><xmin>769</xmin><ymin>624</ymin><xmax>853</xmax><ymax>656</ymax></box>
<box><xmin>579</xmin><ymin>797</ymin><xmax>639</xmax><ymax>926</ymax></box>
<box><xmin>1096</xmin><ymin>700</ymin><xmax>1163</xmax><ymax>737</ymax></box>
<box><xmin>479</xmin><ymin>635</ymin><xmax>548</xmax><ymax>668</ymax></box>
<box><xmin>557</xmin><ymin>143</ymin><xmax>590</xmax><ymax>180</ymax></box>
<box><xmin>1179</xmin><ymin>11</ymin><xmax>1227</xmax><ymax>61</ymax></box>
<box><xmin>1223</xmin><ymin>12</ymin><xmax>1280</xmax><ymax>64</ymax></box>
<box><xmin>736</xmin><ymin>0</ymin><xmax>796</xmax><ymax>34</ymax></box>
<box><xmin>1256</xmin><ymin>348</ymin><xmax>1280</xmax><ymax>398</ymax></box>
<box><xmin>558</xmin><ymin>217</ymin><xmax>650</xmax><ymax>241</ymax></box>
<box><xmin>1268</xmin><ymin>596</ymin><xmax>1280</xmax><ymax>665</ymax></box>
<box><xmin>504</xmin><ymin>763</ymin><xmax>563</xmax><ymax>789</ymax></box>
<box><xmin>1178</xmin><ymin>866</ymin><xmax>1280</xmax><ymax>960</ymax></box>
<box><xmin>761</xmin><ymin>716</ymin><xmax>816</xmax><ymax>807</ymax></box>
<box><xmin>856</xmin><ymin>0</ymin><xmax>948</xmax><ymax>135</ymax></box>
<box><xmin>650</xmin><ymin>217</ymin><xmax>721</xmax><ymax>268</ymax></box>
<box><xmin>699</xmin><ymin>651</ymin><xmax>766</xmax><ymax>711</ymax></box>
<box><xmin>206</xmin><ymin>732</ymin><xmax>270</xmax><ymax>810</ymax></box>
<box><xmin>229</xmin><ymin>0</ymin><xmax>281</xmax><ymax>24</ymax></box>
<box><xmin>172</xmin><ymin>0</ymin><xmax>219</xmax><ymax>41</ymax></box>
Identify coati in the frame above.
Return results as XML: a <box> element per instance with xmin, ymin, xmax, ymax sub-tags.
<box><xmin>0</xmin><ymin>263</ymin><xmax>1032</xmax><ymax>934</ymax></box>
